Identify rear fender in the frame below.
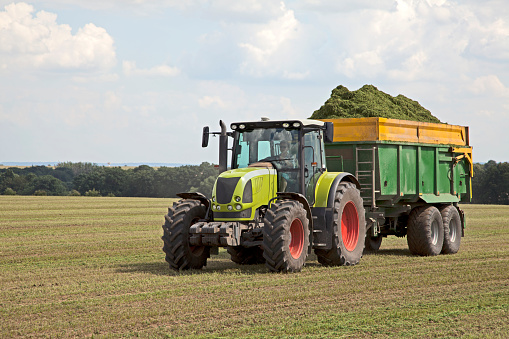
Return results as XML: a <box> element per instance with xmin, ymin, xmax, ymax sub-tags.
<box><xmin>314</xmin><ymin>172</ymin><xmax>360</xmax><ymax>208</ymax></box>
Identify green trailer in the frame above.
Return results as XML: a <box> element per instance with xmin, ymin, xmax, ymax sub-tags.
<box><xmin>321</xmin><ymin>117</ymin><xmax>472</xmax><ymax>254</ymax></box>
<box><xmin>162</xmin><ymin>117</ymin><xmax>473</xmax><ymax>272</ymax></box>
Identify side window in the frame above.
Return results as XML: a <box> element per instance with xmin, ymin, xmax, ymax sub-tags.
<box><xmin>303</xmin><ymin>131</ymin><xmax>323</xmax><ymax>204</ymax></box>
<box><xmin>236</xmin><ymin>140</ymin><xmax>249</xmax><ymax>167</ymax></box>
<box><xmin>258</xmin><ymin>141</ymin><xmax>271</xmax><ymax>160</ymax></box>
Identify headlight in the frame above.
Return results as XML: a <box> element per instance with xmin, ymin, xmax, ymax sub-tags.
<box><xmin>216</xmin><ymin>205</ymin><xmax>221</xmax><ymax>211</ymax></box>
<box><xmin>239</xmin><ymin>124</ymin><xmax>246</xmax><ymax>129</ymax></box>
<box><xmin>235</xmin><ymin>204</ymin><xmax>242</xmax><ymax>210</ymax></box>
<box><xmin>282</xmin><ymin>122</ymin><xmax>290</xmax><ymax>128</ymax></box>
<box><xmin>227</xmin><ymin>205</ymin><xmax>233</xmax><ymax>211</ymax></box>
<box><xmin>231</xmin><ymin>124</ymin><xmax>237</xmax><ymax>130</ymax></box>
<box><xmin>292</xmin><ymin>122</ymin><xmax>301</xmax><ymax>128</ymax></box>
<box><xmin>234</xmin><ymin>196</ymin><xmax>241</xmax><ymax>202</ymax></box>
<box><xmin>212</xmin><ymin>197</ymin><xmax>215</xmax><ymax>202</ymax></box>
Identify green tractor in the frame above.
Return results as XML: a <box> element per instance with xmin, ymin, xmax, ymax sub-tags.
<box><xmin>162</xmin><ymin>118</ymin><xmax>365</xmax><ymax>272</ymax></box>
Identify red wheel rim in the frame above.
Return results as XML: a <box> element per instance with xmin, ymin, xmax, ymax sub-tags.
<box><xmin>341</xmin><ymin>201</ymin><xmax>359</xmax><ymax>251</ymax></box>
<box><xmin>289</xmin><ymin>218</ymin><xmax>304</xmax><ymax>259</ymax></box>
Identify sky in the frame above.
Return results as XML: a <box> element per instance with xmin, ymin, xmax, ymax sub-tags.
<box><xmin>0</xmin><ymin>0</ymin><xmax>508</xmax><ymax>165</ymax></box>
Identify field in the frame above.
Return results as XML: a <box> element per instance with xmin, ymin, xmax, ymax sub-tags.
<box><xmin>1</xmin><ymin>196</ymin><xmax>508</xmax><ymax>338</ymax></box>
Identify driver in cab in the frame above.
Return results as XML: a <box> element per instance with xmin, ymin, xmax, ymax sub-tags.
<box><xmin>277</xmin><ymin>140</ymin><xmax>296</xmax><ymax>168</ymax></box>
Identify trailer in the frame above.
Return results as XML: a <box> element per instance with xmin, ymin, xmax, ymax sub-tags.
<box><xmin>321</xmin><ymin>117</ymin><xmax>472</xmax><ymax>254</ymax></box>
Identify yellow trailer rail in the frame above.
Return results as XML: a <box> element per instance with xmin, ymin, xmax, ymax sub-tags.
<box><xmin>320</xmin><ymin>117</ymin><xmax>470</xmax><ymax>147</ymax></box>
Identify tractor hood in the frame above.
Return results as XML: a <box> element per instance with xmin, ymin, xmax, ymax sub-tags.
<box><xmin>211</xmin><ymin>167</ymin><xmax>277</xmax><ymax>221</ymax></box>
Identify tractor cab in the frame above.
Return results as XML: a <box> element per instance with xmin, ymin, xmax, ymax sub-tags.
<box><xmin>228</xmin><ymin>119</ymin><xmax>333</xmax><ymax>204</ymax></box>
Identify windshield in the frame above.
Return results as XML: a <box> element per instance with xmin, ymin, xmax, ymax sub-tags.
<box><xmin>233</xmin><ymin>128</ymin><xmax>300</xmax><ymax>168</ymax></box>
<box><xmin>233</xmin><ymin>127</ymin><xmax>301</xmax><ymax>193</ymax></box>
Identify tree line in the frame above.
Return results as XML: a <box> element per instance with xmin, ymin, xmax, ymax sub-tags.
<box><xmin>1</xmin><ymin>160</ymin><xmax>508</xmax><ymax>204</ymax></box>
<box><xmin>471</xmin><ymin>161</ymin><xmax>509</xmax><ymax>205</ymax></box>
<box><xmin>0</xmin><ymin>162</ymin><xmax>217</xmax><ymax>198</ymax></box>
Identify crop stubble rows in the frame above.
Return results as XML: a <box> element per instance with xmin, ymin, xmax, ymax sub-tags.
<box><xmin>0</xmin><ymin>196</ymin><xmax>507</xmax><ymax>338</ymax></box>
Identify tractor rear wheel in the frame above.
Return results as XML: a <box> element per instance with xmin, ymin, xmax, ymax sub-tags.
<box><xmin>262</xmin><ymin>200</ymin><xmax>310</xmax><ymax>273</ymax></box>
<box><xmin>162</xmin><ymin>199</ymin><xmax>210</xmax><ymax>270</ymax></box>
<box><xmin>407</xmin><ymin>205</ymin><xmax>444</xmax><ymax>256</ymax></box>
<box><xmin>315</xmin><ymin>182</ymin><xmax>366</xmax><ymax>266</ymax></box>
<box><xmin>227</xmin><ymin>246</ymin><xmax>265</xmax><ymax>265</ymax></box>
<box><xmin>440</xmin><ymin>205</ymin><xmax>461</xmax><ymax>254</ymax></box>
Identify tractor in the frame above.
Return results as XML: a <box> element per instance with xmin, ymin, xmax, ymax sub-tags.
<box><xmin>161</xmin><ymin>118</ymin><xmax>365</xmax><ymax>272</ymax></box>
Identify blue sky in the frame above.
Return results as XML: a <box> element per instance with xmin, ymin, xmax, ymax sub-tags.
<box><xmin>1</xmin><ymin>0</ymin><xmax>508</xmax><ymax>165</ymax></box>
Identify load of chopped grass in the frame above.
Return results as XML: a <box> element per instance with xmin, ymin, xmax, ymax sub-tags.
<box><xmin>310</xmin><ymin>84</ymin><xmax>441</xmax><ymax>123</ymax></box>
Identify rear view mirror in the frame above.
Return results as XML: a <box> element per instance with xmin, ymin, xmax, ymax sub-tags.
<box><xmin>324</xmin><ymin>122</ymin><xmax>334</xmax><ymax>143</ymax></box>
<box><xmin>202</xmin><ymin>126</ymin><xmax>210</xmax><ymax>147</ymax></box>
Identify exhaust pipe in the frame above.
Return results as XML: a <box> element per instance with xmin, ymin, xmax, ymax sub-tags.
<box><xmin>218</xmin><ymin>120</ymin><xmax>228</xmax><ymax>173</ymax></box>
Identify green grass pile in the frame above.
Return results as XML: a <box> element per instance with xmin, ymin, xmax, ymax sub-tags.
<box><xmin>310</xmin><ymin>84</ymin><xmax>441</xmax><ymax>123</ymax></box>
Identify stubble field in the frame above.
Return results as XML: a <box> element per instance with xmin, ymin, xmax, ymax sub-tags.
<box><xmin>0</xmin><ymin>196</ymin><xmax>507</xmax><ymax>338</ymax></box>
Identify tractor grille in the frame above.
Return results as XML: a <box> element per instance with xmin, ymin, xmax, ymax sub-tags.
<box><xmin>216</xmin><ymin>177</ymin><xmax>240</xmax><ymax>204</ymax></box>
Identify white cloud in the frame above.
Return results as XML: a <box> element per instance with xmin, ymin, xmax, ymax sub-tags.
<box><xmin>339</xmin><ymin>50</ymin><xmax>385</xmax><ymax>78</ymax></box>
<box><xmin>280</xmin><ymin>97</ymin><xmax>297</xmax><ymax>117</ymax></box>
<box><xmin>1</xmin><ymin>0</ymin><xmax>204</xmax><ymax>12</ymax></box>
<box><xmin>282</xmin><ymin>70</ymin><xmax>310</xmax><ymax>80</ymax></box>
<box><xmin>301</xmin><ymin>0</ymin><xmax>395</xmax><ymax>12</ymax></box>
<box><xmin>467</xmin><ymin>75</ymin><xmax>509</xmax><ymax>97</ymax></box>
<box><xmin>199</xmin><ymin>96</ymin><xmax>227</xmax><ymax>109</ymax></box>
<box><xmin>0</xmin><ymin>2</ymin><xmax>116</xmax><ymax>72</ymax></box>
<box><xmin>238</xmin><ymin>2</ymin><xmax>300</xmax><ymax>76</ymax></box>
<box><xmin>72</xmin><ymin>73</ymin><xmax>119</xmax><ymax>83</ymax></box>
<box><xmin>122</xmin><ymin>60</ymin><xmax>180</xmax><ymax>77</ymax></box>
<box><xmin>206</xmin><ymin>0</ymin><xmax>284</xmax><ymax>22</ymax></box>
<box><xmin>326</xmin><ymin>0</ymin><xmax>509</xmax><ymax>84</ymax></box>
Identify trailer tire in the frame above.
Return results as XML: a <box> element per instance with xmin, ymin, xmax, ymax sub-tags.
<box><xmin>227</xmin><ymin>246</ymin><xmax>265</xmax><ymax>265</ymax></box>
<box><xmin>162</xmin><ymin>199</ymin><xmax>210</xmax><ymax>270</ymax></box>
<box><xmin>262</xmin><ymin>200</ymin><xmax>309</xmax><ymax>273</ymax></box>
<box><xmin>407</xmin><ymin>205</ymin><xmax>444</xmax><ymax>256</ymax></box>
<box><xmin>315</xmin><ymin>182</ymin><xmax>366</xmax><ymax>266</ymax></box>
<box><xmin>440</xmin><ymin>205</ymin><xmax>461</xmax><ymax>254</ymax></box>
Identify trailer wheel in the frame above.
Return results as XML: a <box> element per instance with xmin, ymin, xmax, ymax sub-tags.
<box><xmin>162</xmin><ymin>199</ymin><xmax>210</xmax><ymax>270</ymax></box>
<box><xmin>440</xmin><ymin>205</ymin><xmax>461</xmax><ymax>254</ymax></box>
<box><xmin>315</xmin><ymin>182</ymin><xmax>366</xmax><ymax>266</ymax></box>
<box><xmin>262</xmin><ymin>200</ymin><xmax>309</xmax><ymax>273</ymax></box>
<box><xmin>364</xmin><ymin>235</ymin><xmax>383</xmax><ymax>253</ymax></box>
<box><xmin>407</xmin><ymin>205</ymin><xmax>444</xmax><ymax>256</ymax></box>
<box><xmin>227</xmin><ymin>246</ymin><xmax>265</xmax><ymax>265</ymax></box>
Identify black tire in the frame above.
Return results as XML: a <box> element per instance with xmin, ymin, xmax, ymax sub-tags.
<box><xmin>315</xmin><ymin>182</ymin><xmax>366</xmax><ymax>266</ymax></box>
<box><xmin>227</xmin><ymin>246</ymin><xmax>265</xmax><ymax>265</ymax></box>
<box><xmin>407</xmin><ymin>205</ymin><xmax>444</xmax><ymax>256</ymax></box>
<box><xmin>364</xmin><ymin>235</ymin><xmax>383</xmax><ymax>253</ymax></box>
<box><xmin>161</xmin><ymin>199</ymin><xmax>210</xmax><ymax>270</ymax></box>
<box><xmin>262</xmin><ymin>200</ymin><xmax>310</xmax><ymax>273</ymax></box>
<box><xmin>440</xmin><ymin>205</ymin><xmax>461</xmax><ymax>254</ymax></box>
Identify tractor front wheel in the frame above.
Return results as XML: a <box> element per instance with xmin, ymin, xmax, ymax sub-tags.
<box><xmin>162</xmin><ymin>199</ymin><xmax>210</xmax><ymax>270</ymax></box>
<box><xmin>262</xmin><ymin>200</ymin><xmax>310</xmax><ymax>273</ymax></box>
